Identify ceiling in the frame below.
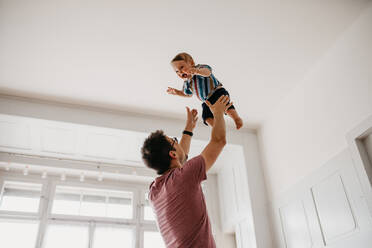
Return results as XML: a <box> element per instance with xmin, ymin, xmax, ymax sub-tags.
<box><xmin>0</xmin><ymin>0</ymin><xmax>370</xmax><ymax>129</ymax></box>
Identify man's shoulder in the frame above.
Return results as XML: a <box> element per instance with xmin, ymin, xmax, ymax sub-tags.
<box><xmin>149</xmin><ymin>180</ymin><xmax>155</xmax><ymax>190</ymax></box>
<box><xmin>185</xmin><ymin>155</ymin><xmax>205</xmax><ymax>164</ymax></box>
<box><xmin>149</xmin><ymin>170</ymin><xmax>175</xmax><ymax>191</ymax></box>
<box><xmin>181</xmin><ymin>155</ymin><xmax>206</xmax><ymax>171</ymax></box>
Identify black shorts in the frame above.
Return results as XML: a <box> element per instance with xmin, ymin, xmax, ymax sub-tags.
<box><xmin>202</xmin><ymin>88</ymin><xmax>235</xmax><ymax>126</ymax></box>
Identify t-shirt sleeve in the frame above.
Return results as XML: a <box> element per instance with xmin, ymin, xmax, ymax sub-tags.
<box><xmin>182</xmin><ymin>81</ymin><xmax>193</xmax><ymax>96</ymax></box>
<box><xmin>196</xmin><ymin>64</ymin><xmax>212</xmax><ymax>72</ymax></box>
<box><xmin>180</xmin><ymin>155</ymin><xmax>207</xmax><ymax>184</ymax></box>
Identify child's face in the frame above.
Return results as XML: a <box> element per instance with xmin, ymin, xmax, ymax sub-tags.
<box><xmin>171</xmin><ymin>60</ymin><xmax>193</xmax><ymax>80</ymax></box>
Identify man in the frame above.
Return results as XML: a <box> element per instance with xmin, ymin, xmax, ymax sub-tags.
<box><xmin>141</xmin><ymin>95</ymin><xmax>232</xmax><ymax>247</ymax></box>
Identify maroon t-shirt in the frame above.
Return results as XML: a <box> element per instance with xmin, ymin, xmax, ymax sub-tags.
<box><xmin>149</xmin><ymin>155</ymin><xmax>216</xmax><ymax>248</ymax></box>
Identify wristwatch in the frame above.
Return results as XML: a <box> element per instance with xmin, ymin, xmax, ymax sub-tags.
<box><xmin>183</xmin><ymin>130</ymin><xmax>193</xmax><ymax>136</ymax></box>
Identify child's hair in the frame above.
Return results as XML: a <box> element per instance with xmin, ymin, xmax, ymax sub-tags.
<box><xmin>171</xmin><ymin>52</ymin><xmax>195</xmax><ymax>66</ymax></box>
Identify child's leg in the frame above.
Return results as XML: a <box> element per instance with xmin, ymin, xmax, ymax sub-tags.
<box><xmin>226</xmin><ymin>108</ymin><xmax>243</xmax><ymax>129</ymax></box>
<box><xmin>205</xmin><ymin>118</ymin><xmax>214</xmax><ymax>127</ymax></box>
<box><xmin>202</xmin><ymin>102</ymin><xmax>214</xmax><ymax>127</ymax></box>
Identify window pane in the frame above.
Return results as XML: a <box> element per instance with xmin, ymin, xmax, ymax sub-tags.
<box><xmin>144</xmin><ymin>206</ymin><xmax>156</xmax><ymax>221</ymax></box>
<box><xmin>93</xmin><ymin>226</ymin><xmax>133</xmax><ymax>248</ymax></box>
<box><xmin>107</xmin><ymin>197</ymin><xmax>132</xmax><ymax>219</ymax></box>
<box><xmin>0</xmin><ymin>181</ymin><xmax>42</xmax><ymax>213</ymax></box>
<box><xmin>52</xmin><ymin>191</ymin><xmax>80</xmax><ymax>215</ymax></box>
<box><xmin>80</xmin><ymin>194</ymin><xmax>106</xmax><ymax>217</ymax></box>
<box><xmin>144</xmin><ymin>231</ymin><xmax>165</xmax><ymax>248</ymax></box>
<box><xmin>0</xmin><ymin>220</ymin><xmax>39</xmax><ymax>248</ymax></box>
<box><xmin>52</xmin><ymin>186</ymin><xmax>133</xmax><ymax>219</ymax></box>
<box><xmin>43</xmin><ymin>224</ymin><xmax>89</xmax><ymax>248</ymax></box>
<box><xmin>144</xmin><ymin>192</ymin><xmax>156</xmax><ymax>221</ymax></box>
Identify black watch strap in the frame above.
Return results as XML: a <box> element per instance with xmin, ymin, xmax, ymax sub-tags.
<box><xmin>183</xmin><ymin>130</ymin><xmax>193</xmax><ymax>137</ymax></box>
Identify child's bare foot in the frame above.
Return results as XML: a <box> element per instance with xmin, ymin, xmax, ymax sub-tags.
<box><xmin>226</xmin><ymin>108</ymin><xmax>243</xmax><ymax>130</ymax></box>
<box><xmin>234</xmin><ymin>117</ymin><xmax>243</xmax><ymax>130</ymax></box>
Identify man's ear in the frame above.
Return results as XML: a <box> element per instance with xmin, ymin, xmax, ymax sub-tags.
<box><xmin>169</xmin><ymin>151</ymin><xmax>177</xmax><ymax>159</ymax></box>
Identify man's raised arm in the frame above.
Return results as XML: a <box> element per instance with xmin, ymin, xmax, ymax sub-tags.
<box><xmin>201</xmin><ymin>95</ymin><xmax>232</xmax><ymax>172</ymax></box>
<box><xmin>179</xmin><ymin>107</ymin><xmax>198</xmax><ymax>159</ymax></box>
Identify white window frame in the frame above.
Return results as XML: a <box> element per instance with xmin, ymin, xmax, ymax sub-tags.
<box><xmin>0</xmin><ymin>176</ymin><xmax>47</xmax><ymax>219</ymax></box>
<box><xmin>0</xmin><ymin>174</ymin><xmax>159</xmax><ymax>248</ymax></box>
<box><xmin>48</xmin><ymin>180</ymin><xmax>139</xmax><ymax>225</ymax></box>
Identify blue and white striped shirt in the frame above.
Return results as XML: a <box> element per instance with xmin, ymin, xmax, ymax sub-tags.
<box><xmin>182</xmin><ymin>64</ymin><xmax>222</xmax><ymax>102</ymax></box>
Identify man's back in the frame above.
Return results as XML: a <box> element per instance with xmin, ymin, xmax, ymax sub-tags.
<box><xmin>149</xmin><ymin>155</ymin><xmax>216</xmax><ymax>248</ymax></box>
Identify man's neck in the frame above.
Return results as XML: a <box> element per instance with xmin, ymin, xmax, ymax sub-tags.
<box><xmin>171</xmin><ymin>160</ymin><xmax>182</xmax><ymax>169</ymax></box>
<box><xmin>163</xmin><ymin>160</ymin><xmax>182</xmax><ymax>174</ymax></box>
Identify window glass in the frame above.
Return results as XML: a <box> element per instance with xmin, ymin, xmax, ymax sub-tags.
<box><xmin>107</xmin><ymin>196</ymin><xmax>132</xmax><ymax>219</ymax></box>
<box><xmin>144</xmin><ymin>192</ymin><xmax>156</xmax><ymax>221</ymax></box>
<box><xmin>52</xmin><ymin>190</ymin><xmax>80</xmax><ymax>215</ymax></box>
<box><xmin>0</xmin><ymin>220</ymin><xmax>39</xmax><ymax>248</ymax></box>
<box><xmin>43</xmin><ymin>224</ymin><xmax>89</xmax><ymax>248</ymax></box>
<box><xmin>0</xmin><ymin>181</ymin><xmax>42</xmax><ymax>213</ymax></box>
<box><xmin>93</xmin><ymin>226</ymin><xmax>133</xmax><ymax>248</ymax></box>
<box><xmin>80</xmin><ymin>194</ymin><xmax>106</xmax><ymax>217</ymax></box>
<box><xmin>144</xmin><ymin>231</ymin><xmax>165</xmax><ymax>248</ymax></box>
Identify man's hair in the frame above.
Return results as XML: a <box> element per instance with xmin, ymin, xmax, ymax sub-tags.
<box><xmin>141</xmin><ymin>130</ymin><xmax>174</xmax><ymax>175</ymax></box>
<box><xmin>171</xmin><ymin>52</ymin><xmax>195</xmax><ymax>66</ymax></box>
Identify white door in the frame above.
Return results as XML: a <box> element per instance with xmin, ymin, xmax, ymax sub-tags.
<box><xmin>218</xmin><ymin>164</ymin><xmax>239</xmax><ymax>232</ymax></box>
<box><xmin>235</xmin><ymin>218</ymin><xmax>257</xmax><ymax>248</ymax></box>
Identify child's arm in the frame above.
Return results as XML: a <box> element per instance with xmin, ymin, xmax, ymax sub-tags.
<box><xmin>192</xmin><ymin>67</ymin><xmax>211</xmax><ymax>77</ymax></box>
<box><xmin>186</xmin><ymin>65</ymin><xmax>212</xmax><ymax>77</ymax></box>
<box><xmin>167</xmin><ymin>87</ymin><xmax>192</xmax><ymax>97</ymax></box>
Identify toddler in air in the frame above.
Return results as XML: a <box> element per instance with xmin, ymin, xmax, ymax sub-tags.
<box><xmin>167</xmin><ymin>52</ymin><xmax>243</xmax><ymax>129</ymax></box>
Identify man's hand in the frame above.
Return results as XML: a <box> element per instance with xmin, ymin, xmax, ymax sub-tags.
<box><xmin>185</xmin><ymin>107</ymin><xmax>198</xmax><ymax>132</ymax></box>
<box><xmin>205</xmin><ymin>95</ymin><xmax>233</xmax><ymax>116</ymax></box>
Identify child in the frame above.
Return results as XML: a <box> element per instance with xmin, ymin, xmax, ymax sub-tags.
<box><xmin>167</xmin><ymin>52</ymin><xmax>243</xmax><ymax>129</ymax></box>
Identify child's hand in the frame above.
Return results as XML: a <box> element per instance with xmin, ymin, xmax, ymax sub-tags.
<box><xmin>167</xmin><ymin>87</ymin><xmax>178</xmax><ymax>95</ymax></box>
<box><xmin>183</xmin><ymin>66</ymin><xmax>197</xmax><ymax>75</ymax></box>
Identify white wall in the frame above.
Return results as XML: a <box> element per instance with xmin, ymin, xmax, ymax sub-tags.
<box><xmin>259</xmin><ymin>2</ymin><xmax>372</xmax><ymax>200</ymax></box>
<box><xmin>259</xmin><ymin>3</ymin><xmax>372</xmax><ymax>247</ymax></box>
